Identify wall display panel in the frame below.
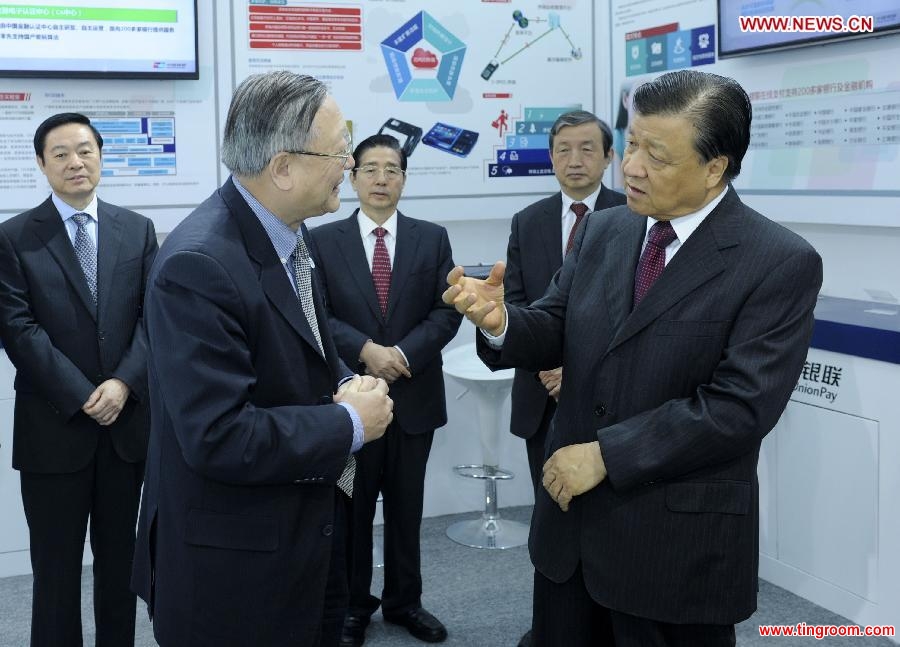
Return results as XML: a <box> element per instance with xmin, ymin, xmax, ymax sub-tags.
<box><xmin>0</xmin><ymin>0</ymin><xmax>219</xmax><ymax>220</ymax></box>
<box><xmin>610</xmin><ymin>0</ymin><xmax>900</xmax><ymax>227</ymax></box>
<box><xmin>230</xmin><ymin>0</ymin><xmax>596</xmax><ymax>201</ymax></box>
<box><xmin>0</xmin><ymin>0</ymin><xmax>199</xmax><ymax>79</ymax></box>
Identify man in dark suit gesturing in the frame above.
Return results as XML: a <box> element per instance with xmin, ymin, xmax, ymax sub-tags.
<box><xmin>310</xmin><ymin>134</ymin><xmax>461</xmax><ymax>646</ymax></box>
<box><xmin>131</xmin><ymin>72</ymin><xmax>393</xmax><ymax>647</ymax></box>
<box><xmin>0</xmin><ymin>112</ymin><xmax>158</xmax><ymax>646</ymax></box>
<box><xmin>445</xmin><ymin>70</ymin><xmax>822</xmax><ymax>646</ymax></box>
<box><xmin>505</xmin><ymin>110</ymin><xmax>625</xmax><ymax>493</ymax></box>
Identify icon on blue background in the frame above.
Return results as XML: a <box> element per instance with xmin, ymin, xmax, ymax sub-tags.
<box><xmin>691</xmin><ymin>25</ymin><xmax>716</xmax><ymax>67</ymax></box>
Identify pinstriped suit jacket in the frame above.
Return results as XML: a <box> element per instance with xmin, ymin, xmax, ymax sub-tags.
<box><xmin>479</xmin><ymin>186</ymin><xmax>822</xmax><ymax>624</ymax></box>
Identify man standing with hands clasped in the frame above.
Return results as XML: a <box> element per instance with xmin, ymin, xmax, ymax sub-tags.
<box><xmin>131</xmin><ymin>72</ymin><xmax>393</xmax><ymax>647</ymax></box>
<box><xmin>0</xmin><ymin>112</ymin><xmax>157</xmax><ymax>647</ymax></box>
<box><xmin>310</xmin><ymin>133</ymin><xmax>461</xmax><ymax>646</ymax></box>
<box><xmin>444</xmin><ymin>70</ymin><xmax>822</xmax><ymax>646</ymax></box>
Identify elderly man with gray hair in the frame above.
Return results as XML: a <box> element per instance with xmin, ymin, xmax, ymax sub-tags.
<box><xmin>131</xmin><ymin>71</ymin><xmax>394</xmax><ymax>647</ymax></box>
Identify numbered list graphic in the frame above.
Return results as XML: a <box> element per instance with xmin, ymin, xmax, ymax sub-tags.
<box><xmin>92</xmin><ymin>114</ymin><xmax>177</xmax><ymax>178</ymax></box>
<box><xmin>247</xmin><ymin>2</ymin><xmax>362</xmax><ymax>51</ymax></box>
<box><xmin>487</xmin><ymin>106</ymin><xmax>578</xmax><ymax>178</ymax></box>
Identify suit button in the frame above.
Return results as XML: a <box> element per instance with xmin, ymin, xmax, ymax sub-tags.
<box><xmin>98</xmin><ymin>331</ymin><xmax>106</xmax><ymax>341</ymax></box>
<box><xmin>594</xmin><ymin>404</ymin><xmax>607</xmax><ymax>416</ymax></box>
<box><xmin>322</xmin><ymin>524</ymin><xmax>334</xmax><ymax>537</ymax></box>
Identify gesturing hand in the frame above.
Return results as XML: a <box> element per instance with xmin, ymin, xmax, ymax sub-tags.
<box><xmin>442</xmin><ymin>261</ymin><xmax>506</xmax><ymax>336</ymax></box>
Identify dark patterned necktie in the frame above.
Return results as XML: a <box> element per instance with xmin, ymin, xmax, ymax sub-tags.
<box><xmin>292</xmin><ymin>233</ymin><xmax>324</xmax><ymax>355</ymax></box>
<box><xmin>71</xmin><ymin>213</ymin><xmax>97</xmax><ymax>305</ymax></box>
<box><xmin>372</xmin><ymin>227</ymin><xmax>392</xmax><ymax>316</ymax></box>
<box><xmin>565</xmin><ymin>202</ymin><xmax>589</xmax><ymax>256</ymax></box>
<box><xmin>633</xmin><ymin>221</ymin><xmax>677</xmax><ymax>307</ymax></box>
<box><xmin>293</xmin><ymin>233</ymin><xmax>355</xmax><ymax>496</ymax></box>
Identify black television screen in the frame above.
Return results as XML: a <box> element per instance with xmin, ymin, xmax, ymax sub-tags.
<box><xmin>718</xmin><ymin>0</ymin><xmax>900</xmax><ymax>58</ymax></box>
<box><xmin>0</xmin><ymin>1</ymin><xmax>198</xmax><ymax>79</ymax></box>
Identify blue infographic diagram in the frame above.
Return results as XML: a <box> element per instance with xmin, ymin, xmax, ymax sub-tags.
<box><xmin>381</xmin><ymin>11</ymin><xmax>466</xmax><ymax>102</ymax></box>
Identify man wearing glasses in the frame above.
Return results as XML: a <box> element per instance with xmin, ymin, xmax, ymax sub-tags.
<box><xmin>310</xmin><ymin>134</ymin><xmax>462</xmax><ymax>647</ymax></box>
<box><xmin>132</xmin><ymin>72</ymin><xmax>394</xmax><ymax>647</ymax></box>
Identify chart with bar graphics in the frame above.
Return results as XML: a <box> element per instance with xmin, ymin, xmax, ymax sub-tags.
<box><xmin>91</xmin><ymin>114</ymin><xmax>177</xmax><ymax>177</ymax></box>
<box><xmin>487</xmin><ymin>105</ymin><xmax>576</xmax><ymax>178</ymax></box>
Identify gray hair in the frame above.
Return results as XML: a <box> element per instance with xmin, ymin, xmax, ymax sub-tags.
<box><xmin>221</xmin><ymin>71</ymin><xmax>328</xmax><ymax>176</ymax></box>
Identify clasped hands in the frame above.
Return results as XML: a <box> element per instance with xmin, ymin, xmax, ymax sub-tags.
<box><xmin>360</xmin><ymin>341</ymin><xmax>411</xmax><ymax>384</ymax></box>
<box><xmin>334</xmin><ymin>374</ymin><xmax>393</xmax><ymax>443</ymax></box>
<box><xmin>82</xmin><ymin>378</ymin><xmax>130</xmax><ymax>426</ymax></box>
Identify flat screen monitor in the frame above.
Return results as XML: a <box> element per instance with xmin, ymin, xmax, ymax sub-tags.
<box><xmin>718</xmin><ymin>0</ymin><xmax>900</xmax><ymax>59</ymax></box>
<box><xmin>0</xmin><ymin>1</ymin><xmax>199</xmax><ymax>79</ymax></box>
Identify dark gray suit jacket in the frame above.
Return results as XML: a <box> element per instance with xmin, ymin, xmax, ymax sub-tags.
<box><xmin>504</xmin><ymin>187</ymin><xmax>626</xmax><ymax>439</ymax></box>
<box><xmin>480</xmin><ymin>187</ymin><xmax>822</xmax><ymax>623</ymax></box>
<box><xmin>309</xmin><ymin>210</ymin><xmax>462</xmax><ymax>435</ymax></box>
<box><xmin>0</xmin><ymin>196</ymin><xmax>157</xmax><ymax>472</ymax></box>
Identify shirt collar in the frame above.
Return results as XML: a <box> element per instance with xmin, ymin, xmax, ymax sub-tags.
<box><xmin>231</xmin><ymin>175</ymin><xmax>300</xmax><ymax>265</ymax></box>
<box><xmin>356</xmin><ymin>209</ymin><xmax>398</xmax><ymax>238</ymax></box>
<box><xmin>645</xmin><ymin>185</ymin><xmax>729</xmax><ymax>244</ymax></box>
<box><xmin>52</xmin><ymin>192</ymin><xmax>98</xmax><ymax>223</ymax></box>
<box><xmin>561</xmin><ymin>187</ymin><xmax>602</xmax><ymax>219</ymax></box>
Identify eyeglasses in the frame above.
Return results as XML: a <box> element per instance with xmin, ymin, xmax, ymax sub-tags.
<box><xmin>284</xmin><ymin>133</ymin><xmax>353</xmax><ymax>162</ymax></box>
<box><xmin>354</xmin><ymin>165</ymin><xmax>405</xmax><ymax>180</ymax></box>
<box><xmin>284</xmin><ymin>144</ymin><xmax>353</xmax><ymax>162</ymax></box>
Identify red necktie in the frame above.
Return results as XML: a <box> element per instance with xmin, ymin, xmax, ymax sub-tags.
<box><xmin>372</xmin><ymin>227</ymin><xmax>392</xmax><ymax>316</ymax></box>
<box><xmin>565</xmin><ymin>202</ymin><xmax>590</xmax><ymax>256</ymax></box>
<box><xmin>633</xmin><ymin>221</ymin><xmax>677</xmax><ymax>307</ymax></box>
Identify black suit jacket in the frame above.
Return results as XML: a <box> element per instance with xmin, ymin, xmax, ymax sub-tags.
<box><xmin>0</xmin><ymin>196</ymin><xmax>157</xmax><ymax>472</ymax></box>
<box><xmin>504</xmin><ymin>187</ymin><xmax>625</xmax><ymax>439</ymax></box>
<box><xmin>132</xmin><ymin>178</ymin><xmax>357</xmax><ymax>647</ymax></box>
<box><xmin>309</xmin><ymin>210</ymin><xmax>462</xmax><ymax>434</ymax></box>
<box><xmin>480</xmin><ymin>188</ymin><xmax>822</xmax><ymax>623</ymax></box>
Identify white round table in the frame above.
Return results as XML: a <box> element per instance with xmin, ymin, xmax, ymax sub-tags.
<box><xmin>442</xmin><ymin>343</ymin><xmax>529</xmax><ymax>549</ymax></box>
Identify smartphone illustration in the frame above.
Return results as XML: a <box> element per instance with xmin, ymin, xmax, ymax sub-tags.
<box><xmin>377</xmin><ymin>118</ymin><xmax>423</xmax><ymax>158</ymax></box>
<box><xmin>422</xmin><ymin>123</ymin><xmax>479</xmax><ymax>158</ymax></box>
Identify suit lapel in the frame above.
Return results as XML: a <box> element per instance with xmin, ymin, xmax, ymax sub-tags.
<box><xmin>337</xmin><ymin>211</ymin><xmax>383</xmax><ymax>321</ymax></box>
<box><xmin>601</xmin><ymin>214</ymin><xmax>645</xmax><ymax>342</ymax></box>
<box><xmin>608</xmin><ymin>196</ymin><xmax>741</xmax><ymax>352</ymax></box>
<box><xmin>222</xmin><ymin>180</ymin><xmax>326</xmax><ymax>360</ymax></box>
<box><xmin>539</xmin><ymin>193</ymin><xmax>564</xmax><ymax>273</ymax></box>
<box><xmin>386</xmin><ymin>212</ymin><xmax>418</xmax><ymax>320</ymax></box>
<box><xmin>96</xmin><ymin>200</ymin><xmax>124</xmax><ymax>322</ymax></box>
<box><xmin>30</xmin><ymin>198</ymin><xmax>97</xmax><ymax>321</ymax></box>
<box><xmin>593</xmin><ymin>186</ymin><xmax>619</xmax><ymax>212</ymax></box>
